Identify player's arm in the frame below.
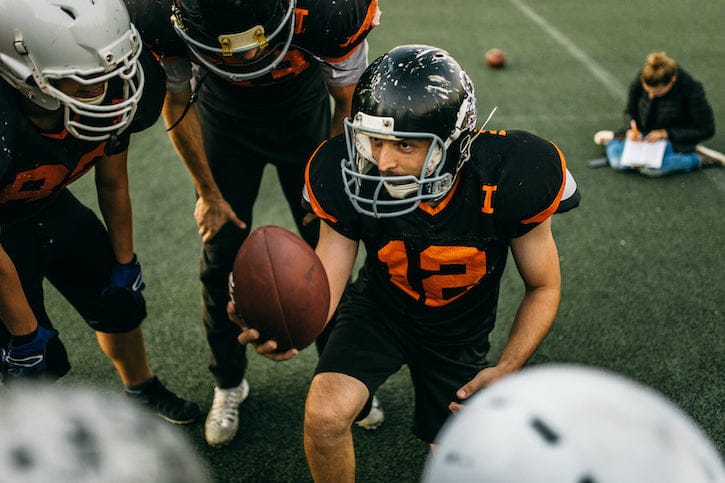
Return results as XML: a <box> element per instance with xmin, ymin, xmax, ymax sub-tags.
<box><xmin>0</xmin><ymin>242</ymin><xmax>59</xmax><ymax>378</ymax></box>
<box><xmin>322</xmin><ymin>40</ymin><xmax>369</xmax><ymax>137</ymax></box>
<box><xmin>95</xmin><ymin>150</ymin><xmax>135</xmax><ymax>264</ymax></box>
<box><xmin>161</xmin><ymin>60</ymin><xmax>245</xmax><ymax>243</ymax></box>
<box><xmin>315</xmin><ymin>221</ymin><xmax>359</xmax><ymax>322</ymax></box>
<box><xmin>327</xmin><ymin>83</ymin><xmax>355</xmax><ymax>138</ymax></box>
<box><xmin>450</xmin><ymin>218</ymin><xmax>561</xmax><ymax>411</ymax></box>
<box><xmin>0</xmin><ymin>244</ymin><xmax>38</xmax><ymax>336</ymax></box>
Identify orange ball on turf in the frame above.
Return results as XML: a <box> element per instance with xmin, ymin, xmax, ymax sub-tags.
<box><xmin>485</xmin><ymin>48</ymin><xmax>506</xmax><ymax>69</ymax></box>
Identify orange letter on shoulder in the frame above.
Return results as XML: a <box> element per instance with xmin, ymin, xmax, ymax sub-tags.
<box><xmin>481</xmin><ymin>184</ymin><xmax>497</xmax><ymax>214</ymax></box>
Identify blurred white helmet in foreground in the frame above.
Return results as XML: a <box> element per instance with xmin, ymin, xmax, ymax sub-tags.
<box><xmin>423</xmin><ymin>364</ymin><xmax>724</xmax><ymax>483</ymax></box>
<box><xmin>0</xmin><ymin>383</ymin><xmax>209</xmax><ymax>483</ymax></box>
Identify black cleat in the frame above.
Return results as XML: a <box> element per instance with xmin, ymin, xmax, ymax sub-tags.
<box><xmin>126</xmin><ymin>376</ymin><xmax>201</xmax><ymax>425</ymax></box>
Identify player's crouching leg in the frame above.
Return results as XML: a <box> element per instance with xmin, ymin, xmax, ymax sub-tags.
<box><xmin>93</xmin><ymin>279</ymin><xmax>201</xmax><ymax>425</ymax></box>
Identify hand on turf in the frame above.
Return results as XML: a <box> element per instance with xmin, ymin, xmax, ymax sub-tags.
<box><xmin>194</xmin><ymin>194</ymin><xmax>246</xmax><ymax>243</ymax></box>
<box><xmin>227</xmin><ymin>301</ymin><xmax>298</xmax><ymax>362</ymax></box>
<box><xmin>447</xmin><ymin>365</ymin><xmax>510</xmax><ymax>414</ymax></box>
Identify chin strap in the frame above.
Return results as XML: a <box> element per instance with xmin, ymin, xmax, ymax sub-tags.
<box><xmin>166</xmin><ymin>69</ymin><xmax>209</xmax><ymax>132</ymax></box>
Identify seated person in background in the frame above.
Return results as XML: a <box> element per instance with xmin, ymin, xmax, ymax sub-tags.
<box><xmin>593</xmin><ymin>51</ymin><xmax>723</xmax><ymax>176</ymax></box>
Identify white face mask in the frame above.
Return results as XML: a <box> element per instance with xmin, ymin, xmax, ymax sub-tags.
<box><xmin>0</xmin><ymin>16</ymin><xmax>145</xmax><ymax>141</ymax></box>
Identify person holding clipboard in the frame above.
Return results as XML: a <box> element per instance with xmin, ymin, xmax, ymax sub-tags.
<box><xmin>592</xmin><ymin>52</ymin><xmax>723</xmax><ymax>176</ymax></box>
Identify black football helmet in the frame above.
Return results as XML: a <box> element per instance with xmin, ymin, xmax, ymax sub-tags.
<box><xmin>342</xmin><ymin>44</ymin><xmax>478</xmax><ymax>218</ymax></box>
<box><xmin>171</xmin><ymin>0</ymin><xmax>295</xmax><ymax>81</ymax></box>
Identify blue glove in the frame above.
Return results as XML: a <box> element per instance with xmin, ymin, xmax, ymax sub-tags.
<box><xmin>1</xmin><ymin>325</ymin><xmax>58</xmax><ymax>378</ymax></box>
<box><xmin>102</xmin><ymin>254</ymin><xmax>145</xmax><ymax>300</ymax></box>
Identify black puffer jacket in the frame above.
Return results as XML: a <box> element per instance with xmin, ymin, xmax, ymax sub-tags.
<box><xmin>617</xmin><ymin>68</ymin><xmax>715</xmax><ymax>153</ymax></box>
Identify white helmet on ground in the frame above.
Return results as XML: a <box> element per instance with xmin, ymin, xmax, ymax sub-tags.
<box><xmin>423</xmin><ymin>364</ymin><xmax>724</xmax><ymax>483</ymax></box>
<box><xmin>0</xmin><ymin>383</ymin><xmax>209</xmax><ymax>482</ymax></box>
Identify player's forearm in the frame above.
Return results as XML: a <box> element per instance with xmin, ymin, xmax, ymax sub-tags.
<box><xmin>497</xmin><ymin>286</ymin><xmax>560</xmax><ymax>373</ymax></box>
<box><xmin>95</xmin><ymin>155</ymin><xmax>135</xmax><ymax>264</ymax></box>
<box><xmin>162</xmin><ymin>95</ymin><xmax>222</xmax><ymax>200</ymax></box>
<box><xmin>0</xmin><ymin>247</ymin><xmax>38</xmax><ymax>335</ymax></box>
<box><xmin>327</xmin><ymin>83</ymin><xmax>355</xmax><ymax>138</ymax></box>
<box><xmin>316</xmin><ymin>223</ymin><xmax>358</xmax><ymax>323</ymax></box>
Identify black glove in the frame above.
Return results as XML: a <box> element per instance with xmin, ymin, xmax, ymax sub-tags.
<box><xmin>1</xmin><ymin>325</ymin><xmax>58</xmax><ymax>378</ymax></box>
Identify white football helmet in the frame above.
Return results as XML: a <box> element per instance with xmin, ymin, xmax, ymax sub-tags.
<box><xmin>0</xmin><ymin>0</ymin><xmax>144</xmax><ymax>141</ymax></box>
<box><xmin>423</xmin><ymin>364</ymin><xmax>725</xmax><ymax>483</ymax></box>
<box><xmin>0</xmin><ymin>383</ymin><xmax>209</xmax><ymax>482</ymax></box>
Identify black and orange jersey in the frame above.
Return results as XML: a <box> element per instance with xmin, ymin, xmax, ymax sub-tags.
<box><xmin>0</xmin><ymin>51</ymin><xmax>166</xmax><ymax>226</ymax></box>
<box><xmin>126</xmin><ymin>0</ymin><xmax>378</xmax><ymax>116</ymax></box>
<box><xmin>305</xmin><ymin>130</ymin><xmax>573</xmax><ymax>345</ymax></box>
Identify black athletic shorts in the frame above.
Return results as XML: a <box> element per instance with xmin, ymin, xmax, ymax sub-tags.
<box><xmin>315</xmin><ymin>280</ymin><xmax>491</xmax><ymax>444</ymax></box>
<box><xmin>0</xmin><ymin>189</ymin><xmax>146</xmax><ymax>335</ymax></box>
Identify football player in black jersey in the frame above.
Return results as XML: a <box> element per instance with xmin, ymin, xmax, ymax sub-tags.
<box><xmin>0</xmin><ymin>0</ymin><xmax>201</xmax><ymax>424</ymax></box>
<box><xmin>123</xmin><ymin>0</ymin><xmax>383</xmax><ymax>445</ymax></box>
<box><xmin>236</xmin><ymin>44</ymin><xmax>580</xmax><ymax>480</ymax></box>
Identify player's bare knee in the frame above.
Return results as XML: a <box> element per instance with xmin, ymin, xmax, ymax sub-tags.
<box><xmin>305</xmin><ymin>391</ymin><xmax>352</xmax><ymax>439</ymax></box>
<box><xmin>305</xmin><ymin>373</ymin><xmax>366</xmax><ymax>437</ymax></box>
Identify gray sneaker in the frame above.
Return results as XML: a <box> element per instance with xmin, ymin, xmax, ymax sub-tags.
<box><xmin>355</xmin><ymin>395</ymin><xmax>384</xmax><ymax>430</ymax></box>
<box><xmin>204</xmin><ymin>379</ymin><xmax>249</xmax><ymax>447</ymax></box>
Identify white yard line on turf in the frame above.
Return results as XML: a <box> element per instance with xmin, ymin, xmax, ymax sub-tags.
<box><xmin>509</xmin><ymin>0</ymin><xmax>627</xmax><ymax>103</ymax></box>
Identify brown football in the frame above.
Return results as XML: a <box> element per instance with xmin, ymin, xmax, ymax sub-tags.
<box><xmin>485</xmin><ymin>48</ymin><xmax>506</xmax><ymax>69</ymax></box>
<box><xmin>230</xmin><ymin>225</ymin><xmax>330</xmax><ymax>352</ymax></box>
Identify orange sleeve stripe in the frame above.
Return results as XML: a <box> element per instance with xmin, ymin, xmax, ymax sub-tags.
<box><xmin>324</xmin><ymin>0</ymin><xmax>379</xmax><ymax>62</ymax></box>
<box><xmin>521</xmin><ymin>142</ymin><xmax>566</xmax><ymax>224</ymax></box>
<box><xmin>304</xmin><ymin>141</ymin><xmax>339</xmax><ymax>224</ymax></box>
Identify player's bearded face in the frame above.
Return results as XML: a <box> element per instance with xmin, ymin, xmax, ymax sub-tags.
<box><xmin>370</xmin><ymin>137</ymin><xmax>431</xmax><ymax>177</ymax></box>
<box><xmin>369</xmin><ymin>137</ymin><xmax>433</xmax><ymax>198</ymax></box>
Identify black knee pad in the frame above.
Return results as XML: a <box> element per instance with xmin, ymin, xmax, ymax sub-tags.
<box><xmin>90</xmin><ymin>290</ymin><xmax>147</xmax><ymax>333</ymax></box>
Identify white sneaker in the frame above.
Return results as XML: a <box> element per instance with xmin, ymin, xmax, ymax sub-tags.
<box><xmin>355</xmin><ymin>395</ymin><xmax>384</xmax><ymax>430</ymax></box>
<box><xmin>593</xmin><ymin>130</ymin><xmax>614</xmax><ymax>146</ymax></box>
<box><xmin>204</xmin><ymin>379</ymin><xmax>249</xmax><ymax>447</ymax></box>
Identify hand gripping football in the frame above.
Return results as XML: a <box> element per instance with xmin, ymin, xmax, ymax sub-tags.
<box><xmin>230</xmin><ymin>225</ymin><xmax>330</xmax><ymax>352</ymax></box>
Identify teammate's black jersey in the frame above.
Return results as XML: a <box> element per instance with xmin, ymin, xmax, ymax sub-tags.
<box><xmin>0</xmin><ymin>51</ymin><xmax>166</xmax><ymax>226</ymax></box>
<box><xmin>305</xmin><ymin>130</ymin><xmax>571</xmax><ymax>345</ymax></box>
<box><xmin>126</xmin><ymin>0</ymin><xmax>378</xmax><ymax>116</ymax></box>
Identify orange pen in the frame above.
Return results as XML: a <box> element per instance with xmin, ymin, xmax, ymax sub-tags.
<box><xmin>630</xmin><ymin>120</ymin><xmax>641</xmax><ymax>138</ymax></box>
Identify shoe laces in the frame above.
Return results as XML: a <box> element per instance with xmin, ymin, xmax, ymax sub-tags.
<box><xmin>209</xmin><ymin>385</ymin><xmax>245</xmax><ymax>423</ymax></box>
